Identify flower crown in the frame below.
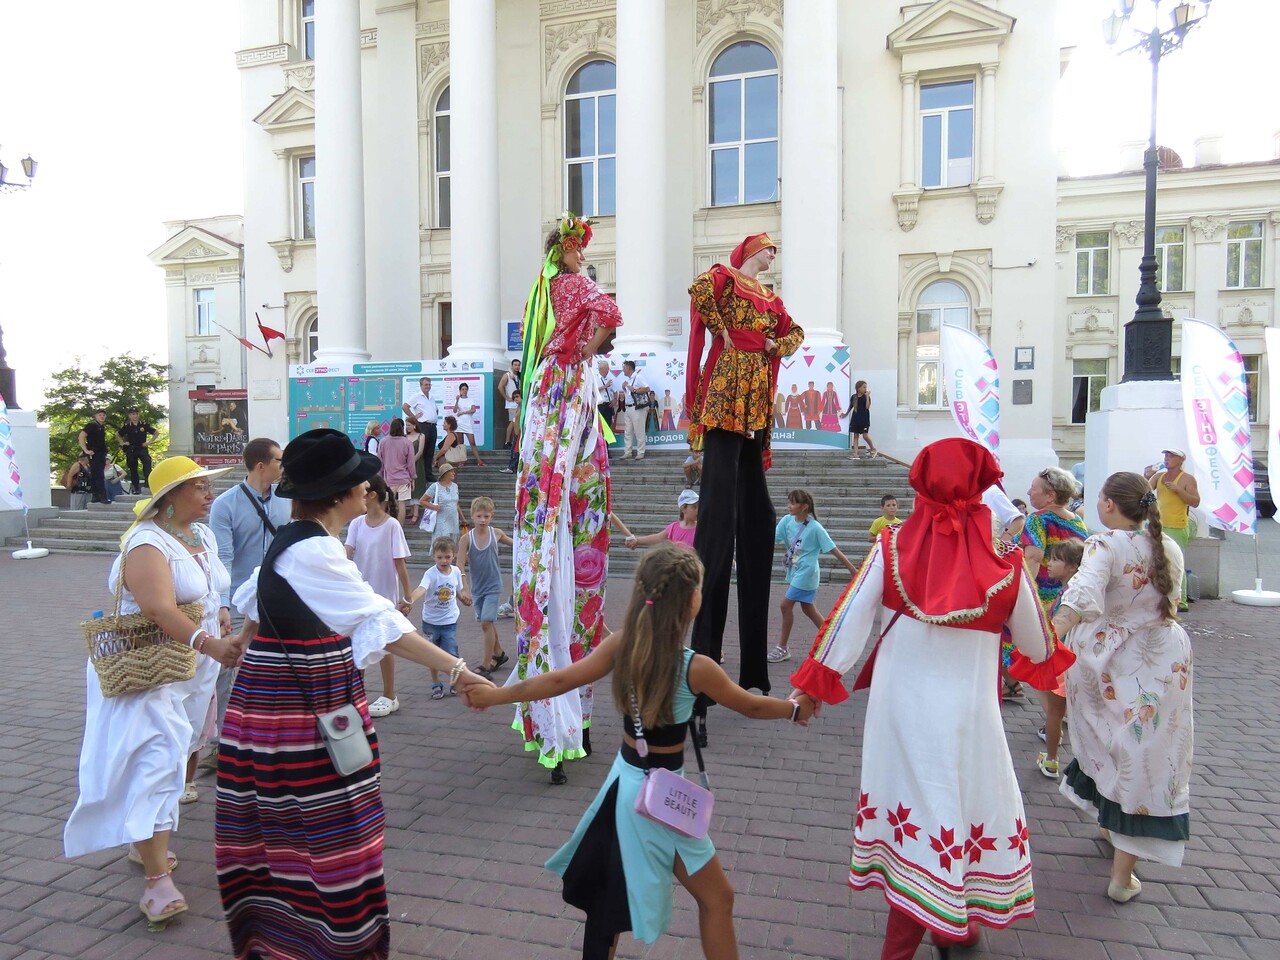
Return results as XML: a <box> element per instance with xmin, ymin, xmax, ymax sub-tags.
<box><xmin>555</xmin><ymin>210</ymin><xmax>595</xmax><ymax>254</ymax></box>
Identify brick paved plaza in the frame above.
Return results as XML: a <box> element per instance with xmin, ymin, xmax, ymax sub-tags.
<box><xmin>2</xmin><ymin>549</ymin><xmax>1278</xmax><ymax>960</ymax></box>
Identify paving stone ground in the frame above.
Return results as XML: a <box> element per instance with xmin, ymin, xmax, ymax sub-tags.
<box><xmin>2</xmin><ymin>547</ymin><xmax>1278</xmax><ymax>960</ymax></box>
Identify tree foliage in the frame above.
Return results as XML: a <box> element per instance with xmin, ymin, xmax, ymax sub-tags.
<box><xmin>37</xmin><ymin>354</ymin><xmax>171</xmax><ymax>471</ymax></box>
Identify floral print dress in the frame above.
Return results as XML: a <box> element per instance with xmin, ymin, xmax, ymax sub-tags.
<box><xmin>510</xmin><ymin>271</ymin><xmax>622</xmax><ymax>768</ymax></box>
<box><xmin>1057</xmin><ymin>530</ymin><xmax>1193</xmax><ymax>865</ymax></box>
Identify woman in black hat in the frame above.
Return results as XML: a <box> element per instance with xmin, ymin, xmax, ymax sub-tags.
<box><xmin>214</xmin><ymin>429</ymin><xmax>493</xmax><ymax>960</ymax></box>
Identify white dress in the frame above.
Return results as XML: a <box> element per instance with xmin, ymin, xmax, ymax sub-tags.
<box><xmin>801</xmin><ymin>542</ymin><xmax>1054</xmax><ymax>938</ymax></box>
<box><xmin>453</xmin><ymin>401</ymin><xmax>477</xmax><ymax>435</ymax></box>
<box><xmin>424</xmin><ymin>480</ymin><xmax>461</xmax><ymax>547</ymax></box>
<box><xmin>64</xmin><ymin>521</ymin><xmax>229</xmax><ymax>857</ymax></box>
<box><xmin>1058</xmin><ymin>529</ymin><xmax>1193</xmax><ymax>866</ymax></box>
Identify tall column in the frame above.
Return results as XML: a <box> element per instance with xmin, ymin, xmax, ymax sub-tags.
<box><xmin>447</xmin><ymin>0</ymin><xmax>505</xmax><ymax>359</ymax></box>
<box><xmin>613</xmin><ymin>0</ymin><xmax>670</xmax><ymax>352</ymax></box>
<box><xmin>781</xmin><ymin>0</ymin><xmax>843</xmax><ymax>345</ymax></box>
<box><xmin>978</xmin><ymin>64</ymin><xmax>997</xmax><ymax>182</ymax></box>
<box><xmin>899</xmin><ymin>72</ymin><xmax>916</xmax><ymax>187</ymax></box>
<box><xmin>313</xmin><ymin>0</ymin><xmax>371</xmax><ymax>364</ymax></box>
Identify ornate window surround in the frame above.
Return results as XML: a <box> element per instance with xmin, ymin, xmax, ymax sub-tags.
<box><xmin>417</xmin><ymin>42</ymin><xmax>450</xmax><ymax>235</ymax></box>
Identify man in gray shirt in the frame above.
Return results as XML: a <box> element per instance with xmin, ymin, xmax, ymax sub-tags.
<box><xmin>202</xmin><ymin>438</ymin><xmax>291</xmax><ymax>767</ymax></box>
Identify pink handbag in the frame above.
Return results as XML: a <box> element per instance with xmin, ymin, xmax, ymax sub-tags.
<box><xmin>630</xmin><ymin>693</ymin><xmax>714</xmax><ymax>839</ymax></box>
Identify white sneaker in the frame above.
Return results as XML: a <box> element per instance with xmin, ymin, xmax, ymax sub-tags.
<box><xmin>766</xmin><ymin>646</ymin><xmax>792</xmax><ymax>662</ymax></box>
<box><xmin>496</xmin><ymin>602</ymin><xmax>515</xmax><ymax>619</ymax></box>
<box><xmin>368</xmin><ymin>696</ymin><xmax>400</xmax><ymax>718</ymax></box>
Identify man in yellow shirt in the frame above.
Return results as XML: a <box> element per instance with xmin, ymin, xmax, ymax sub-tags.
<box><xmin>1150</xmin><ymin>447</ymin><xmax>1199</xmax><ymax>611</ymax></box>
<box><xmin>867</xmin><ymin>494</ymin><xmax>904</xmax><ymax>543</ymax></box>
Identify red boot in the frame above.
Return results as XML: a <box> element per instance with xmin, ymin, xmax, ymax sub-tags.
<box><xmin>881</xmin><ymin>908</ymin><xmax>927</xmax><ymax>960</ymax></box>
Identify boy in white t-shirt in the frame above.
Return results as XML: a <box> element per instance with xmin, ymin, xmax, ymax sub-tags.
<box><xmin>408</xmin><ymin>535</ymin><xmax>471</xmax><ymax>698</ymax></box>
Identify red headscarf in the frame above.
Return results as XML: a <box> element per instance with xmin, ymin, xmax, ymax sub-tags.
<box><xmin>729</xmin><ymin>232</ymin><xmax>776</xmax><ymax>269</ymax></box>
<box><xmin>885</xmin><ymin>438</ymin><xmax>1016</xmax><ymax>627</ymax></box>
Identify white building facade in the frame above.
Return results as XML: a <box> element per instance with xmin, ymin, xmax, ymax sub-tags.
<box><xmin>223</xmin><ymin>0</ymin><xmax>1068</xmax><ymax>488</ymax></box>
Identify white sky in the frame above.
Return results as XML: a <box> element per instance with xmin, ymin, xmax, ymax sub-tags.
<box><xmin>1</xmin><ymin>0</ymin><xmax>1276</xmax><ymax>411</ymax></box>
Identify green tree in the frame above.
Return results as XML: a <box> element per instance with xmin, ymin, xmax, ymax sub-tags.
<box><xmin>38</xmin><ymin>353</ymin><xmax>170</xmax><ymax>472</ymax></box>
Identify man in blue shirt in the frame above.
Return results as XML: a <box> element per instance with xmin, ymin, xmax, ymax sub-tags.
<box><xmin>203</xmin><ymin>438</ymin><xmax>291</xmax><ymax>767</ymax></box>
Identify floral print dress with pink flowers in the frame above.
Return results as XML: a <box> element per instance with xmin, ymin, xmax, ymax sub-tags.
<box><xmin>1057</xmin><ymin>529</ymin><xmax>1193</xmax><ymax>865</ymax></box>
<box><xmin>509</xmin><ymin>271</ymin><xmax>622</xmax><ymax>768</ymax></box>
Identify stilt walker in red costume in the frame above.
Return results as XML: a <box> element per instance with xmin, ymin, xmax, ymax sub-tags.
<box><xmin>789</xmin><ymin>439</ymin><xmax>1075</xmax><ymax>959</ymax></box>
<box><xmin>685</xmin><ymin>233</ymin><xmax>804</xmax><ymax>745</ymax></box>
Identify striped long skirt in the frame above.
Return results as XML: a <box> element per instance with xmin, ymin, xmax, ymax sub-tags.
<box><xmin>215</xmin><ymin>633</ymin><xmax>389</xmax><ymax>960</ymax></box>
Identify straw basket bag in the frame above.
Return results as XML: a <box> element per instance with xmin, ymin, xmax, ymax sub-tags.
<box><xmin>82</xmin><ymin>549</ymin><xmax>201</xmax><ymax>698</ymax></box>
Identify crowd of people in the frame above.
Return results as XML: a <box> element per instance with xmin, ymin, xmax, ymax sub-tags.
<box><xmin>61</xmin><ymin>221</ymin><xmax>1197</xmax><ymax>960</ymax></box>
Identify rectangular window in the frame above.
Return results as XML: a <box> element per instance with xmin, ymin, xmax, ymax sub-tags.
<box><xmin>194</xmin><ymin>288</ymin><xmax>215</xmax><ymax>337</ymax></box>
<box><xmin>1244</xmin><ymin>353</ymin><xmax>1261</xmax><ymax>423</ymax></box>
<box><xmin>1075</xmin><ymin>231</ymin><xmax>1110</xmax><ymax>295</ymax></box>
<box><xmin>915</xmin><ymin>309</ymin><xmax>941</xmax><ymax>407</ymax></box>
<box><xmin>439</xmin><ymin>301</ymin><xmax>452</xmax><ymax>357</ymax></box>
<box><xmin>1226</xmin><ymin>221</ymin><xmax>1263</xmax><ymax>288</ymax></box>
<box><xmin>920</xmin><ymin>80</ymin><xmax>973</xmax><ymax>189</ymax></box>
<box><xmin>301</xmin><ymin>0</ymin><xmax>315</xmax><ymax>60</ymax></box>
<box><xmin>1156</xmin><ymin>226</ymin><xmax>1185</xmax><ymax>292</ymax></box>
<box><xmin>297</xmin><ymin>155</ymin><xmax>316</xmax><ymax>240</ymax></box>
<box><xmin>1070</xmin><ymin>359</ymin><xmax>1107</xmax><ymax>424</ymax></box>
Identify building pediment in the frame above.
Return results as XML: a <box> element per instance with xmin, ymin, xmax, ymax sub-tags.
<box><xmin>254</xmin><ymin>87</ymin><xmax>316</xmax><ymax>133</ymax></box>
<box><xmin>149</xmin><ymin>225</ymin><xmax>243</xmax><ymax>267</ymax></box>
<box><xmin>889</xmin><ymin>0</ymin><xmax>1015</xmax><ymax>57</ymax></box>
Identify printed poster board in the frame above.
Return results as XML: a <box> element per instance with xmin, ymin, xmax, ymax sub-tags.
<box><xmin>190</xmin><ymin>389</ymin><xmax>250</xmax><ymax>466</ymax></box>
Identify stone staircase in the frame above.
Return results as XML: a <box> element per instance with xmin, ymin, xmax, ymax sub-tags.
<box><xmin>9</xmin><ymin>451</ymin><xmax>915</xmax><ymax>583</ymax></box>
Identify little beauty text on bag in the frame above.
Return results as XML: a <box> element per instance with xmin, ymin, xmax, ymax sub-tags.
<box><xmin>629</xmin><ymin>693</ymin><xmax>714</xmax><ymax>839</ymax></box>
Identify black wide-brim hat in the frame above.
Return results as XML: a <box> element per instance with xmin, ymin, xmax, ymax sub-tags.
<box><xmin>276</xmin><ymin>428</ymin><xmax>381</xmax><ymax>500</ymax></box>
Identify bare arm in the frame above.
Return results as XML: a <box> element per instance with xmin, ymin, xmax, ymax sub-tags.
<box><xmin>78</xmin><ymin>429</ymin><xmax>89</xmax><ymax>453</ymax></box>
<box><xmin>394</xmin><ymin>557</ymin><xmax>411</xmax><ymax>604</ymax></box>
<box><xmin>688</xmin><ymin>654</ymin><xmax>814</xmax><ymax>722</ymax></box>
<box><xmin>493</xmin><ymin>527</ymin><xmax>513</xmax><ymax>547</ymax></box>
<box><xmin>831</xmin><ymin>546</ymin><xmax>857</xmax><ymax>575</ymax></box>
<box><xmin>631</xmin><ymin>528</ymin><xmax>671</xmax><ymax>548</ymax></box>
<box><xmin>609</xmin><ymin>512</ymin><xmax>634</xmax><ymax>539</ymax></box>
<box><xmin>124</xmin><ymin>544</ymin><xmax>242</xmax><ymax>667</ymax></box>
<box><xmin>469</xmin><ymin>633</ymin><xmax>621</xmax><ymax>708</ymax></box>
<box><xmin>1172</xmin><ymin>473</ymin><xmax>1201</xmax><ymax>508</ymax></box>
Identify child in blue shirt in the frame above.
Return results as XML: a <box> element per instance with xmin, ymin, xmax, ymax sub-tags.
<box><xmin>767</xmin><ymin>489</ymin><xmax>856</xmax><ymax>662</ymax></box>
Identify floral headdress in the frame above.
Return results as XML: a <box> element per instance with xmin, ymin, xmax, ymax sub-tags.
<box><xmin>552</xmin><ymin>210</ymin><xmax>595</xmax><ymax>258</ymax></box>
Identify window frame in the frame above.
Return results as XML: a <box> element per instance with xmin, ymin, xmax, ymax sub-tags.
<box><xmin>919</xmin><ymin>78</ymin><xmax>975</xmax><ymax>190</ymax></box>
<box><xmin>1155</xmin><ymin>225</ymin><xmax>1185</xmax><ymax>293</ymax></box>
<box><xmin>304</xmin><ymin>313</ymin><xmax>319</xmax><ymax>364</ymax></box>
<box><xmin>1070</xmin><ymin>358</ymin><xmax>1108</xmax><ymax>425</ymax></box>
<box><xmin>706</xmin><ymin>41</ymin><xmax>779</xmax><ymax>208</ymax></box>
<box><xmin>913</xmin><ymin>280</ymin><xmax>971</xmax><ymax>410</ymax></box>
<box><xmin>1074</xmin><ymin>231</ymin><xmax>1111</xmax><ymax>296</ymax></box>
<box><xmin>433</xmin><ymin>87</ymin><xmax>451</xmax><ymax>228</ymax></box>
<box><xmin>439</xmin><ymin>301</ymin><xmax>453</xmax><ymax>357</ymax></box>
<box><xmin>194</xmin><ymin>288</ymin><xmax>216</xmax><ymax>338</ymax></box>
<box><xmin>301</xmin><ymin>0</ymin><xmax>315</xmax><ymax>61</ymax></box>
<box><xmin>563</xmin><ymin>60</ymin><xmax>617</xmax><ymax>218</ymax></box>
<box><xmin>1225</xmin><ymin>220</ymin><xmax>1263</xmax><ymax>289</ymax></box>
<box><xmin>296</xmin><ymin>154</ymin><xmax>316</xmax><ymax>241</ymax></box>
<box><xmin>1244</xmin><ymin>353</ymin><xmax>1261</xmax><ymax>423</ymax></box>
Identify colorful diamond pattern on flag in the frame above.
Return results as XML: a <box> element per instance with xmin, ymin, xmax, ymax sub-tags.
<box><xmin>0</xmin><ymin>399</ymin><xmax>27</xmax><ymax>513</ymax></box>
<box><xmin>941</xmin><ymin>324</ymin><xmax>1001</xmax><ymax>456</ymax></box>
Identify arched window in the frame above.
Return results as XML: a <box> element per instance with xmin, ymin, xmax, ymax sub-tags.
<box><xmin>305</xmin><ymin>314</ymin><xmax>320</xmax><ymax>364</ymax></box>
<box><xmin>564</xmin><ymin>60</ymin><xmax>616</xmax><ymax>216</ymax></box>
<box><xmin>708</xmin><ymin>41</ymin><xmax>778</xmax><ymax>206</ymax></box>
<box><xmin>434</xmin><ymin>87</ymin><xmax>451</xmax><ymax>228</ymax></box>
<box><xmin>914</xmin><ymin>280</ymin><xmax>970</xmax><ymax>408</ymax></box>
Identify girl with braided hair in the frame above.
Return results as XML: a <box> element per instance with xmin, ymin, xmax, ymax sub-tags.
<box><xmin>1051</xmin><ymin>471</ymin><xmax>1193</xmax><ymax>904</ymax></box>
<box><xmin>469</xmin><ymin>545</ymin><xmax>816</xmax><ymax>960</ymax></box>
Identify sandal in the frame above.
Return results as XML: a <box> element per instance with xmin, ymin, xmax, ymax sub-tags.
<box><xmin>127</xmin><ymin>846</ymin><xmax>178</xmax><ymax>872</ymax></box>
<box><xmin>139</xmin><ymin>871</ymin><xmax>188</xmax><ymax>924</ymax></box>
<box><xmin>430</xmin><ymin>683</ymin><xmax>445</xmax><ymax>700</ymax></box>
<box><xmin>179</xmin><ymin>783</ymin><xmax>198</xmax><ymax>804</ymax></box>
<box><xmin>491</xmin><ymin>651</ymin><xmax>509</xmax><ymax>670</ymax></box>
<box><xmin>1001</xmin><ymin>681</ymin><xmax>1024</xmax><ymax>702</ymax></box>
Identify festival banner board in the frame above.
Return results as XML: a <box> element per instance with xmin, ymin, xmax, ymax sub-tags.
<box><xmin>190</xmin><ymin>389</ymin><xmax>250</xmax><ymax>467</ymax></box>
<box><xmin>940</xmin><ymin>324</ymin><xmax>1001</xmax><ymax>456</ymax></box>
<box><xmin>602</xmin><ymin>345</ymin><xmax>852</xmax><ymax>451</ymax></box>
<box><xmin>1264</xmin><ymin>327</ymin><xmax>1280</xmax><ymax>525</ymax></box>
<box><xmin>0</xmin><ymin>399</ymin><xmax>27</xmax><ymax>513</ymax></box>
<box><xmin>1178</xmin><ymin>317</ymin><xmax>1257</xmax><ymax>534</ymax></box>
<box><xmin>288</xmin><ymin>359</ymin><xmax>494</xmax><ymax>448</ymax></box>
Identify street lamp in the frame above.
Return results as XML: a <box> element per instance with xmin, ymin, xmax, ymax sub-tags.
<box><xmin>0</xmin><ymin>149</ymin><xmax>37</xmax><ymax>195</ymax></box>
<box><xmin>0</xmin><ymin>145</ymin><xmax>38</xmax><ymax>407</ymax></box>
<box><xmin>1104</xmin><ymin>1</ymin><xmax>1210</xmax><ymax>382</ymax></box>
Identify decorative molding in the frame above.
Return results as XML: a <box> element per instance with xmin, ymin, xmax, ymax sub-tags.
<box><xmin>541</xmin><ymin>0</ymin><xmax>612</xmax><ymax>13</ymax></box>
<box><xmin>888</xmin><ymin>0</ymin><xmax>1015</xmax><ymax>58</ymax></box>
<box><xmin>236</xmin><ymin>44</ymin><xmax>289</xmax><ymax>68</ymax></box>
<box><xmin>284</xmin><ymin>62</ymin><xmax>314</xmax><ymax>92</ymax></box>
<box><xmin>1067</xmin><ymin>309</ymin><xmax>1117</xmax><ymax>336</ymax></box>
<box><xmin>1055</xmin><ymin>225</ymin><xmax>1074</xmax><ymax>252</ymax></box>
<box><xmin>1222</xmin><ymin>298</ymin><xmax>1270</xmax><ymax>329</ymax></box>
<box><xmin>419</xmin><ymin>41</ymin><xmax>449</xmax><ymax>79</ymax></box>
<box><xmin>361</xmin><ymin>28</ymin><xmax>378</xmax><ymax>48</ymax></box>
<box><xmin>695</xmin><ymin>0</ymin><xmax>782</xmax><ymax>44</ymax></box>
<box><xmin>165</xmin><ymin>269</ymin><xmax>184</xmax><ymax>285</ymax></box>
<box><xmin>181</xmin><ymin>243</ymin><xmax>219</xmax><ymax>259</ymax></box>
<box><xmin>892</xmin><ymin>188</ymin><xmax>923</xmax><ymax>232</ymax></box>
<box><xmin>189</xmin><ymin>342</ymin><xmax>220</xmax><ymax>367</ymax></box>
<box><xmin>1113</xmin><ymin>220</ymin><xmax>1144</xmax><ymax>247</ymax></box>
<box><xmin>541</xmin><ymin>101</ymin><xmax>559</xmax><ymax>119</ymax></box>
<box><xmin>544</xmin><ymin>17</ymin><xmax>616</xmax><ymax>78</ymax></box>
<box><xmin>971</xmin><ymin>182</ymin><xmax>1004</xmax><ymax>225</ymax></box>
<box><xmin>188</xmin><ymin>272</ymin><xmax>217</xmax><ymax>285</ymax></box>
<box><xmin>416</xmin><ymin>19</ymin><xmax>449</xmax><ymax>38</ymax></box>
<box><xmin>1269</xmin><ymin>210</ymin><xmax>1280</xmax><ymax>227</ymax></box>
<box><xmin>1189</xmin><ymin>215</ymin><xmax>1226</xmax><ymax>242</ymax></box>
<box><xmin>253</xmin><ymin>87</ymin><xmax>316</xmax><ymax>132</ymax></box>
<box><xmin>268</xmin><ymin>239</ymin><xmax>296</xmax><ymax>274</ymax></box>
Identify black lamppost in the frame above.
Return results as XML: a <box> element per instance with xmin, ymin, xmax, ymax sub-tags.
<box><xmin>1104</xmin><ymin>0</ymin><xmax>1209</xmax><ymax>382</ymax></box>
<box><xmin>0</xmin><ymin>146</ymin><xmax>38</xmax><ymax>408</ymax></box>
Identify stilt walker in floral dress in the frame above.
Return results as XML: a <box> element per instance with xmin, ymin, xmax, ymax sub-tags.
<box><xmin>511</xmin><ymin>212</ymin><xmax>624</xmax><ymax>785</ymax></box>
<box><xmin>789</xmin><ymin>439</ymin><xmax>1074</xmax><ymax>959</ymax></box>
<box><xmin>684</xmin><ymin>232</ymin><xmax>804</xmax><ymax>746</ymax></box>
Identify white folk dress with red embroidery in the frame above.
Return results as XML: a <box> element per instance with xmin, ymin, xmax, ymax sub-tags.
<box><xmin>795</xmin><ymin>540</ymin><xmax>1055</xmax><ymax>938</ymax></box>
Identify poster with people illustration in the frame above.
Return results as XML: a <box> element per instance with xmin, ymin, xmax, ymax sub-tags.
<box><xmin>190</xmin><ymin>389</ymin><xmax>250</xmax><ymax>466</ymax></box>
<box><xmin>601</xmin><ymin>345</ymin><xmax>851</xmax><ymax>451</ymax></box>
